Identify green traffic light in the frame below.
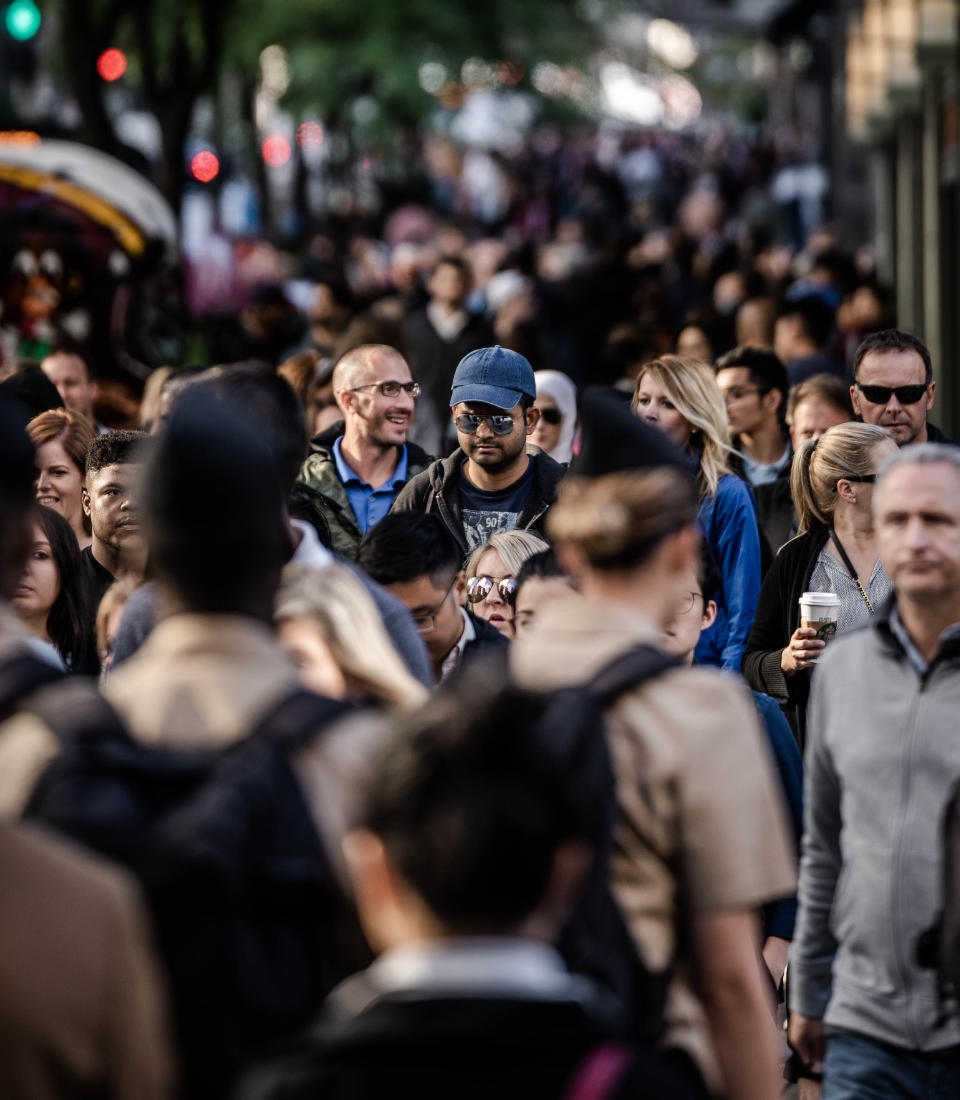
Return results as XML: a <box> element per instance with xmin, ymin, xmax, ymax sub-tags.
<box><xmin>5</xmin><ymin>0</ymin><xmax>41</xmax><ymax>41</ymax></box>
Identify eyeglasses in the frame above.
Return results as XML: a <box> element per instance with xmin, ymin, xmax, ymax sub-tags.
<box><xmin>455</xmin><ymin>413</ymin><xmax>516</xmax><ymax>436</ymax></box>
<box><xmin>348</xmin><ymin>380</ymin><xmax>421</xmax><ymax>398</ymax></box>
<box><xmin>722</xmin><ymin>386</ymin><xmax>765</xmax><ymax>405</ymax></box>
<box><xmin>411</xmin><ymin>578</ymin><xmax>457</xmax><ymax>634</ymax></box>
<box><xmin>676</xmin><ymin>591</ymin><xmax>704</xmax><ymax>614</ymax></box>
<box><xmin>856</xmin><ymin>382</ymin><xmax>928</xmax><ymax>405</ymax></box>
<box><xmin>537</xmin><ymin>407</ymin><xmax>563</xmax><ymax>425</ymax></box>
<box><xmin>467</xmin><ymin>575</ymin><xmax>518</xmax><ymax>604</ymax></box>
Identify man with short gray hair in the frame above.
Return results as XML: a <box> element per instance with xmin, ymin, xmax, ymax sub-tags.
<box><xmin>790</xmin><ymin>442</ymin><xmax>960</xmax><ymax>1097</ymax></box>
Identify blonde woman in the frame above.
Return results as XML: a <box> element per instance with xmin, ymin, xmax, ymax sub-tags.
<box><xmin>464</xmin><ymin>529</ymin><xmax>550</xmax><ymax>638</ymax></box>
<box><xmin>743</xmin><ymin>422</ymin><xmax>896</xmax><ymax>739</ymax></box>
<box><xmin>276</xmin><ymin>563</ymin><xmax>427</xmax><ymax>711</ymax></box>
<box><xmin>632</xmin><ymin>355</ymin><xmax>762</xmax><ymax>672</ymax></box>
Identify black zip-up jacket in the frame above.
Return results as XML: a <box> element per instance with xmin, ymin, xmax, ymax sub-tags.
<box><xmin>741</xmin><ymin>526</ymin><xmax>829</xmax><ymax>742</ymax></box>
<box><xmin>390</xmin><ymin>445</ymin><xmax>566</xmax><ymax>554</ymax></box>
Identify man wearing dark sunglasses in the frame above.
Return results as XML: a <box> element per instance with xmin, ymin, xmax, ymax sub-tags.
<box><xmin>293</xmin><ymin>344</ymin><xmax>434</xmax><ymax>559</ymax></box>
<box><xmin>850</xmin><ymin>329</ymin><xmax>951</xmax><ymax>448</ymax></box>
<box><xmin>392</xmin><ymin>346</ymin><xmax>565</xmax><ymax>553</ymax></box>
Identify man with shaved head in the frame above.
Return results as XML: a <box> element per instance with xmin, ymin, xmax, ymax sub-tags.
<box><xmin>291</xmin><ymin>344</ymin><xmax>433</xmax><ymax>559</ymax></box>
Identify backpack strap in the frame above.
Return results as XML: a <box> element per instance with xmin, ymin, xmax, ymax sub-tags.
<box><xmin>245</xmin><ymin>688</ymin><xmax>355</xmax><ymax>753</ymax></box>
<box><xmin>587</xmin><ymin>645</ymin><xmax>681</xmax><ymax>707</ymax></box>
<box><xmin>564</xmin><ymin>1043</ymin><xmax>633</xmax><ymax>1100</ymax></box>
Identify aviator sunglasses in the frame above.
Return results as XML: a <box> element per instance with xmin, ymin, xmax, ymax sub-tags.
<box><xmin>455</xmin><ymin>413</ymin><xmax>516</xmax><ymax>436</ymax></box>
<box><xmin>467</xmin><ymin>575</ymin><xmax>518</xmax><ymax>604</ymax></box>
<box><xmin>856</xmin><ymin>382</ymin><xmax>928</xmax><ymax>405</ymax></box>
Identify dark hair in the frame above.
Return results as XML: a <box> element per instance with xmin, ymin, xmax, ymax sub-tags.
<box><xmin>359</xmin><ymin>666</ymin><xmax>606</xmax><ymax>931</ymax></box>
<box><xmin>357</xmin><ymin>512</ymin><xmax>463</xmax><ymax>590</ymax></box>
<box><xmin>433</xmin><ymin>254</ymin><xmax>472</xmax><ymax>288</ymax></box>
<box><xmin>779</xmin><ymin>295</ymin><xmax>834</xmax><ymax>350</ymax></box>
<box><xmin>196</xmin><ymin>363</ymin><xmax>306</xmax><ymax>492</ymax></box>
<box><xmin>515</xmin><ymin>548</ymin><xmax>568</xmax><ymax>594</ymax></box>
<box><xmin>31</xmin><ymin>505</ymin><xmax>94</xmax><ymax>672</ymax></box>
<box><xmin>85</xmin><ymin>430</ymin><xmax>147</xmax><ymax>477</ymax></box>
<box><xmin>853</xmin><ymin>328</ymin><xmax>933</xmax><ymax>385</ymax></box>
<box><xmin>786</xmin><ymin>372</ymin><xmax>854</xmax><ymax>423</ymax></box>
<box><xmin>696</xmin><ymin>542</ymin><xmax>722</xmax><ymax>604</ymax></box>
<box><xmin>714</xmin><ymin>346</ymin><xmax>788</xmax><ymax>420</ymax></box>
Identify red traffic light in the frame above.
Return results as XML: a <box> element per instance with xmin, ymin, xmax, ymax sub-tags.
<box><xmin>190</xmin><ymin>151</ymin><xmax>220</xmax><ymax>183</ymax></box>
<box><xmin>97</xmin><ymin>48</ymin><xmax>127</xmax><ymax>82</ymax></box>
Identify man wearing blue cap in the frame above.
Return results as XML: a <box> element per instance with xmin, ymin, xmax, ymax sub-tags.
<box><xmin>392</xmin><ymin>347</ymin><xmax>566</xmax><ymax>552</ymax></box>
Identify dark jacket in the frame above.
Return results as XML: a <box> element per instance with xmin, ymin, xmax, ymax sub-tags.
<box><xmin>237</xmin><ymin>967</ymin><xmax>708</xmax><ymax>1100</ymax></box>
<box><xmin>926</xmin><ymin>421</ymin><xmax>955</xmax><ymax>445</ymax></box>
<box><xmin>290</xmin><ymin>422</ymin><xmax>433</xmax><ymax>561</ymax></box>
<box><xmin>741</xmin><ymin>527</ymin><xmax>828</xmax><ymax>740</ymax></box>
<box><xmin>459</xmin><ymin>610</ymin><xmax>509</xmax><ymax>671</ymax></box>
<box><xmin>729</xmin><ymin>440</ymin><xmax>797</xmax><ymax>557</ymax></box>
<box><xmin>391</xmin><ymin>446</ymin><xmax>566</xmax><ymax>554</ymax></box>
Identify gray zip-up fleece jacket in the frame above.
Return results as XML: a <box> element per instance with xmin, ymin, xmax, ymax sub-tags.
<box><xmin>790</xmin><ymin>599</ymin><xmax>960</xmax><ymax>1050</ymax></box>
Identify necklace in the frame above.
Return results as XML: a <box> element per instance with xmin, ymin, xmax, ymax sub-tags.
<box><xmin>829</xmin><ymin>528</ymin><xmax>875</xmax><ymax>615</ymax></box>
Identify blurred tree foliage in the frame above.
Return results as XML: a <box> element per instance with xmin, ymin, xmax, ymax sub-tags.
<box><xmin>51</xmin><ymin>0</ymin><xmax>599</xmax><ymax>208</ymax></box>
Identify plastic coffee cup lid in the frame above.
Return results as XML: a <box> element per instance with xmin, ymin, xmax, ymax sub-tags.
<box><xmin>799</xmin><ymin>591</ymin><xmax>841</xmax><ymax>608</ymax></box>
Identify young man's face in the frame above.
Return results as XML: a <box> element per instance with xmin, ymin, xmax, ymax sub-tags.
<box><xmin>385</xmin><ymin>571</ymin><xmax>465</xmax><ymax>664</ymax></box>
<box><xmin>513</xmin><ymin>575</ymin><xmax>576</xmax><ymax>637</ymax></box>
<box><xmin>716</xmin><ymin>366</ymin><xmax>779</xmax><ymax>438</ymax></box>
<box><xmin>661</xmin><ymin>565</ymin><xmax>716</xmax><ymax>664</ymax></box>
<box><xmin>82</xmin><ymin>462</ymin><xmax>143</xmax><ymax>557</ymax></box>
<box><xmin>453</xmin><ymin>401</ymin><xmax>537</xmax><ymax>475</ymax></box>
<box><xmin>789</xmin><ymin>395</ymin><xmax>850</xmax><ymax>446</ymax></box>
<box><xmin>342</xmin><ymin>350</ymin><xmax>417</xmax><ymax>449</ymax></box>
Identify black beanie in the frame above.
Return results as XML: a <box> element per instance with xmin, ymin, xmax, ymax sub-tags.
<box><xmin>141</xmin><ymin>390</ymin><xmax>288</xmax><ymax>598</ymax></box>
<box><xmin>569</xmin><ymin>388</ymin><xmax>688</xmax><ymax>478</ymax></box>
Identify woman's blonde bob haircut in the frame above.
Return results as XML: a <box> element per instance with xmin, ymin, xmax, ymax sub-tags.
<box><xmin>464</xmin><ymin>529</ymin><xmax>550</xmax><ymax>579</ymax></box>
<box><xmin>631</xmin><ymin>355</ymin><xmax>732</xmax><ymax>498</ymax></box>
<box><xmin>275</xmin><ymin>562</ymin><xmax>428</xmax><ymax>711</ymax></box>
<box><xmin>791</xmin><ymin>422</ymin><xmax>893</xmax><ymax>534</ymax></box>
<box><xmin>547</xmin><ymin>467</ymin><xmax>698</xmax><ymax>573</ymax></box>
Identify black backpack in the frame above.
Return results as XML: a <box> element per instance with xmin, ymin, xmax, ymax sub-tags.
<box><xmin>555</xmin><ymin>644</ymin><xmax>681</xmax><ymax>1049</ymax></box>
<box><xmin>18</xmin><ymin>670</ymin><xmax>369</xmax><ymax>1100</ymax></box>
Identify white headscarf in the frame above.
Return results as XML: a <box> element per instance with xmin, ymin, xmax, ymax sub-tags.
<box><xmin>534</xmin><ymin>370</ymin><xmax>578</xmax><ymax>464</ymax></box>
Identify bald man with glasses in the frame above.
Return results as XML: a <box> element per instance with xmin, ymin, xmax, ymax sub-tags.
<box><xmin>293</xmin><ymin>344</ymin><xmax>434</xmax><ymax>559</ymax></box>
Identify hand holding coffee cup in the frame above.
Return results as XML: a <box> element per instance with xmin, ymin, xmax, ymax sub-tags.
<box><xmin>781</xmin><ymin>626</ymin><xmax>825</xmax><ymax>673</ymax></box>
<box><xmin>782</xmin><ymin>592</ymin><xmax>841</xmax><ymax>674</ymax></box>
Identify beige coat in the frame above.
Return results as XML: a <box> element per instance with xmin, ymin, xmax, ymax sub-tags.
<box><xmin>511</xmin><ymin>595</ymin><xmax>797</xmax><ymax>1090</ymax></box>
<box><xmin>0</xmin><ymin>823</ymin><xmax>173</xmax><ymax>1100</ymax></box>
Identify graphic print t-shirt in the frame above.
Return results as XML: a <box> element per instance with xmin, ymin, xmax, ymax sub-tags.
<box><xmin>458</xmin><ymin>461</ymin><xmax>534</xmax><ymax>550</ymax></box>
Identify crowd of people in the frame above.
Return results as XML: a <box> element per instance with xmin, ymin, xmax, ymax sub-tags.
<box><xmin>0</xmin><ymin>128</ymin><xmax>958</xmax><ymax>1100</ymax></box>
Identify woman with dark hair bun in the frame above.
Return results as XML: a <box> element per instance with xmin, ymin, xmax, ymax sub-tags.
<box><xmin>11</xmin><ymin>505</ymin><xmax>95</xmax><ymax>672</ymax></box>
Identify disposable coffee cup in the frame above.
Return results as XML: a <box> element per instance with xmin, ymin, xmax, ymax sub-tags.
<box><xmin>799</xmin><ymin>591</ymin><xmax>841</xmax><ymax>643</ymax></box>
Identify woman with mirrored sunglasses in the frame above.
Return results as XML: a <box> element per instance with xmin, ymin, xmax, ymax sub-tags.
<box><xmin>463</xmin><ymin>529</ymin><xmax>549</xmax><ymax>638</ymax></box>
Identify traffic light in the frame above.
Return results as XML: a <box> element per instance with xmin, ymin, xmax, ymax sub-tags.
<box><xmin>4</xmin><ymin>0</ymin><xmax>41</xmax><ymax>42</ymax></box>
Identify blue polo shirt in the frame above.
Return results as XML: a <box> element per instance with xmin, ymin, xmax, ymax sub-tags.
<box><xmin>332</xmin><ymin>437</ymin><xmax>409</xmax><ymax>534</ymax></box>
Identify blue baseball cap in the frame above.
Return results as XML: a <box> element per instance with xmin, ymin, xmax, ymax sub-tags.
<box><xmin>449</xmin><ymin>346</ymin><xmax>536</xmax><ymax>410</ymax></box>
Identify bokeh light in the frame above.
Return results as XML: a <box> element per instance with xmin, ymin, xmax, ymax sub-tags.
<box><xmin>190</xmin><ymin>150</ymin><xmax>220</xmax><ymax>183</ymax></box>
<box><xmin>261</xmin><ymin>135</ymin><xmax>292</xmax><ymax>167</ymax></box>
<box><xmin>97</xmin><ymin>48</ymin><xmax>128</xmax><ymax>82</ymax></box>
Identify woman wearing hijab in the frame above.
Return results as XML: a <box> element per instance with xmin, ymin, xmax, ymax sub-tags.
<box><xmin>531</xmin><ymin>370</ymin><xmax>578</xmax><ymax>465</ymax></box>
